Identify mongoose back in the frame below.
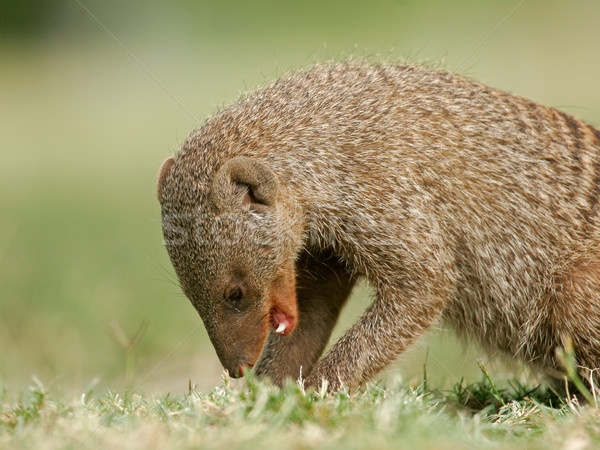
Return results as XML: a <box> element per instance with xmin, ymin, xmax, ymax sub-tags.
<box><xmin>157</xmin><ymin>62</ymin><xmax>600</xmax><ymax>391</ymax></box>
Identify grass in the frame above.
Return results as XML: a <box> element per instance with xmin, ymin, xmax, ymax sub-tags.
<box><xmin>2</xmin><ymin>372</ymin><xmax>599</xmax><ymax>450</ymax></box>
<box><xmin>5</xmin><ymin>345</ymin><xmax>597</xmax><ymax>449</ymax></box>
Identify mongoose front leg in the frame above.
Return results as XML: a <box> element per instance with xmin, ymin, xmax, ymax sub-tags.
<box><xmin>304</xmin><ymin>280</ymin><xmax>450</xmax><ymax>392</ymax></box>
<box><xmin>254</xmin><ymin>251</ymin><xmax>356</xmax><ymax>386</ymax></box>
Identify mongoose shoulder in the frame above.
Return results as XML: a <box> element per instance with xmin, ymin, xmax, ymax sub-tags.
<box><xmin>157</xmin><ymin>62</ymin><xmax>600</xmax><ymax>391</ymax></box>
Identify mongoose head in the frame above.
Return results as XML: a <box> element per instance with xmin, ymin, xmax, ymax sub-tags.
<box><xmin>157</xmin><ymin>154</ymin><xmax>301</xmax><ymax>378</ymax></box>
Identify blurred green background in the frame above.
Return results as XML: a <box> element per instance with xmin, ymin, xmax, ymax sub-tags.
<box><xmin>1</xmin><ymin>0</ymin><xmax>599</xmax><ymax>397</ymax></box>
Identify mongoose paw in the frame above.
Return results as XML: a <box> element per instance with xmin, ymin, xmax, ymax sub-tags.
<box><xmin>303</xmin><ymin>370</ymin><xmax>344</xmax><ymax>394</ymax></box>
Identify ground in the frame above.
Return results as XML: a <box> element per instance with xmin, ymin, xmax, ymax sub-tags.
<box><xmin>2</xmin><ymin>371</ymin><xmax>600</xmax><ymax>450</ymax></box>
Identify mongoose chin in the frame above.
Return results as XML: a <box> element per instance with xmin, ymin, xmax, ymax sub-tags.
<box><xmin>157</xmin><ymin>62</ymin><xmax>600</xmax><ymax>392</ymax></box>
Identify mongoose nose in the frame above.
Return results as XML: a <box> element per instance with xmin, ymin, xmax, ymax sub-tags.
<box><xmin>230</xmin><ymin>362</ymin><xmax>254</xmax><ymax>378</ymax></box>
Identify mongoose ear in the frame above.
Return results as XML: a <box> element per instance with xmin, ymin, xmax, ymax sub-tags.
<box><xmin>156</xmin><ymin>156</ymin><xmax>175</xmax><ymax>202</ymax></box>
<box><xmin>211</xmin><ymin>156</ymin><xmax>279</xmax><ymax>212</ymax></box>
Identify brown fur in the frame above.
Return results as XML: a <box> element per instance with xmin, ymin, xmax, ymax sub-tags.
<box><xmin>157</xmin><ymin>62</ymin><xmax>600</xmax><ymax>391</ymax></box>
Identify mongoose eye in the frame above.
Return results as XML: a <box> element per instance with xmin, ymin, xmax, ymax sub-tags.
<box><xmin>225</xmin><ymin>285</ymin><xmax>244</xmax><ymax>310</ymax></box>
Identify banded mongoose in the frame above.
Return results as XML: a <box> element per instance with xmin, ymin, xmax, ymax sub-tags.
<box><xmin>157</xmin><ymin>62</ymin><xmax>600</xmax><ymax>391</ymax></box>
